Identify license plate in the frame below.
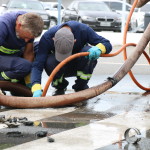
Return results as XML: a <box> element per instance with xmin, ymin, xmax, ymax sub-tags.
<box><xmin>101</xmin><ymin>22</ymin><xmax>111</xmax><ymax>26</ymax></box>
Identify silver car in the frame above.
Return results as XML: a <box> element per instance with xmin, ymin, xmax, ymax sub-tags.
<box><xmin>1</xmin><ymin>0</ymin><xmax>51</xmax><ymax>29</ymax></box>
<box><xmin>42</xmin><ymin>2</ymin><xmax>65</xmax><ymax>27</ymax></box>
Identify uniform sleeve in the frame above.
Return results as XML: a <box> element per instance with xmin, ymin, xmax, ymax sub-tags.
<box><xmin>0</xmin><ymin>22</ymin><xmax>8</xmax><ymax>45</ymax></box>
<box><xmin>31</xmin><ymin>35</ymin><xmax>52</xmax><ymax>85</ymax></box>
<box><xmin>86</xmin><ymin>26</ymin><xmax>112</xmax><ymax>54</ymax></box>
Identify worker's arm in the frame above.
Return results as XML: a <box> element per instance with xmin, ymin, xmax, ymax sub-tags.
<box><xmin>23</xmin><ymin>42</ymin><xmax>34</xmax><ymax>88</ymax></box>
<box><xmin>23</xmin><ymin>42</ymin><xmax>34</xmax><ymax>62</ymax></box>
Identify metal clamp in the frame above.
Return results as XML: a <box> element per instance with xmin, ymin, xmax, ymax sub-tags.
<box><xmin>107</xmin><ymin>77</ymin><xmax>118</xmax><ymax>86</ymax></box>
<box><xmin>124</xmin><ymin>128</ymin><xmax>141</xmax><ymax>144</ymax></box>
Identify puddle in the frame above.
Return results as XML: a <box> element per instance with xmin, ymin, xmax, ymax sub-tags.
<box><xmin>0</xmin><ymin>109</ymin><xmax>114</xmax><ymax>149</ymax></box>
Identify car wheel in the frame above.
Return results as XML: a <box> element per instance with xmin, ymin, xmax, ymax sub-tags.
<box><xmin>50</xmin><ymin>19</ymin><xmax>57</xmax><ymax>28</ymax></box>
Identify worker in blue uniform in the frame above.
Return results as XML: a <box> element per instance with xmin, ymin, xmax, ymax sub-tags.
<box><xmin>31</xmin><ymin>21</ymin><xmax>112</xmax><ymax>97</ymax></box>
<box><xmin>0</xmin><ymin>11</ymin><xmax>44</xmax><ymax>91</ymax></box>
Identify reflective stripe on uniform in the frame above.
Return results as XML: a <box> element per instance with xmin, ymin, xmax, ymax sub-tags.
<box><xmin>77</xmin><ymin>71</ymin><xmax>91</xmax><ymax>80</ymax></box>
<box><xmin>53</xmin><ymin>75</ymin><xmax>64</xmax><ymax>86</ymax></box>
<box><xmin>1</xmin><ymin>72</ymin><xmax>19</xmax><ymax>83</ymax></box>
<box><xmin>0</xmin><ymin>46</ymin><xmax>20</xmax><ymax>54</ymax></box>
<box><xmin>1</xmin><ymin>72</ymin><xmax>10</xmax><ymax>80</ymax></box>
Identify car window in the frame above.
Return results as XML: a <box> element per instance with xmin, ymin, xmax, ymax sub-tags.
<box><xmin>105</xmin><ymin>2</ymin><xmax>130</xmax><ymax>11</ymax></box>
<box><xmin>8</xmin><ymin>0</ymin><xmax>44</xmax><ymax>10</ymax></box>
<box><xmin>53</xmin><ymin>4</ymin><xmax>64</xmax><ymax>9</ymax></box>
<box><xmin>67</xmin><ymin>2</ymin><xmax>75</xmax><ymax>9</ymax></box>
<box><xmin>78</xmin><ymin>2</ymin><xmax>111</xmax><ymax>11</ymax></box>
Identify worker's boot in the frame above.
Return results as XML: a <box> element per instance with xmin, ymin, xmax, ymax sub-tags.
<box><xmin>52</xmin><ymin>88</ymin><xmax>67</xmax><ymax>96</ymax></box>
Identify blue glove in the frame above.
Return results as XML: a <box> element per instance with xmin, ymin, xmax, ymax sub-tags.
<box><xmin>86</xmin><ymin>46</ymin><xmax>102</xmax><ymax>60</ymax></box>
<box><xmin>33</xmin><ymin>90</ymin><xmax>42</xmax><ymax>97</ymax></box>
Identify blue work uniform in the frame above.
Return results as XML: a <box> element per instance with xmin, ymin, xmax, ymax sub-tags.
<box><xmin>0</xmin><ymin>11</ymin><xmax>34</xmax><ymax>82</ymax></box>
<box><xmin>32</xmin><ymin>21</ymin><xmax>112</xmax><ymax>91</ymax></box>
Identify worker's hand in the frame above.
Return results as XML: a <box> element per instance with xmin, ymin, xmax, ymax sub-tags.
<box><xmin>33</xmin><ymin>90</ymin><xmax>42</xmax><ymax>97</ymax></box>
<box><xmin>31</xmin><ymin>84</ymin><xmax>42</xmax><ymax>97</ymax></box>
<box><xmin>86</xmin><ymin>46</ymin><xmax>102</xmax><ymax>60</ymax></box>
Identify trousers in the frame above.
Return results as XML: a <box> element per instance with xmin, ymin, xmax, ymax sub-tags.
<box><xmin>0</xmin><ymin>54</ymin><xmax>31</xmax><ymax>81</ymax></box>
<box><xmin>45</xmin><ymin>46</ymin><xmax>97</xmax><ymax>91</ymax></box>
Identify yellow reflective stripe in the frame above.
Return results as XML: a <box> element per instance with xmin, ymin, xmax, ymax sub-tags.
<box><xmin>11</xmin><ymin>79</ymin><xmax>19</xmax><ymax>83</ymax></box>
<box><xmin>0</xmin><ymin>46</ymin><xmax>20</xmax><ymax>54</ymax></box>
<box><xmin>53</xmin><ymin>80</ymin><xmax>58</xmax><ymax>86</ymax></box>
<box><xmin>1</xmin><ymin>72</ymin><xmax>19</xmax><ymax>82</ymax></box>
<box><xmin>77</xmin><ymin>71</ymin><xmax>91</xmax><ymax>80</ymax></box>
<box><xmin>53</xmin><ymin>75</ymin><xmax>64</xmax><ymax>86</ymax></box>
<box><xmin>1</xmin><ymin>72</ymin><xmax>10</xmax><ymax>80</ymax></box>
<box><xmin>96</xmin><ymin>43</ymin><xmax>106</xmax><ymax>54</ymax></box>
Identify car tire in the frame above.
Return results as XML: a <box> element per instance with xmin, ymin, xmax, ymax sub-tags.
<box><xmin>50</xmin><ymin>19</ymin><xmax>57</xmax><ymax>28</ymax></box>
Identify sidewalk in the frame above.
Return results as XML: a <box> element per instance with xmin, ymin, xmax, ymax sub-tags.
<box><xmin>99</xmin><ymin>31</ymin><xmax>144</xmax><ymax>46</ymax></box>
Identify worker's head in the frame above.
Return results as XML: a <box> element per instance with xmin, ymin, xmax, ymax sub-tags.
<box><xmin>54</xmin><ymin>27</ymin><xmax>75</xmax><ymax>62</ymax></box>
<box><xmin>16</xmin><ymin>13</ymin><xmax>44</xmax><ymax>42</ymax></box>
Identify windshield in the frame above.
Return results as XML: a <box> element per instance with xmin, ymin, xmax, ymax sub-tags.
<box><xmin>8</xmin><ymin>0</ymin><xmax>44</xmax><ymax>10</ymax></box>
<box><xmin>140</xmin><ymin>4</ymin><xmax>150</xmax><ymax>12</ymax></box>
<box><xmin>78</xmin><ymin>2</ymin><xmax>111</xmax><ymax>11</ymax></box>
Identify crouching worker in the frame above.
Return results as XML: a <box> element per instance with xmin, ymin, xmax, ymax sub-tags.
<box><xmin>0</xmin><ymin>11</ymin><xmax>44</xmax><ymax>95</ymax></box>
<box><xmin>31</xmin><ymin>21</ymin><xmax>112</xmax><ymax>97</ymax></box>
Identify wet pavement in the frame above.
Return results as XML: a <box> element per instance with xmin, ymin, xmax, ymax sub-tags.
<box><xmin>0</xmin><ymin>31</ymin><xmax>150</xmax><ymax>149</ymax></box>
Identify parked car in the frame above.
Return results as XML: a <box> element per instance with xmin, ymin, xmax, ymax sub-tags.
<box><xmin>134</xmin><ymin>2</ymin><xmax>150</xmax><ymax>32</ymax></box>
<box><xmin>42</xmin><ymin>2</ymin><xmax>65</xmax><ymax>27</ymax></box>
<box><xmin>1</xmin><ymin>0</ymin><xmax>51</xmax><ymax>29</ymax></box>
<box><xmin>62</xmin><ymin>0</ymin><xmax>122</xmax><ymax>32</ymax></box>
<box><xmin>101</xmin><ymin>0</ymin><xmax>138</xmax><ymax>30</ymax></box>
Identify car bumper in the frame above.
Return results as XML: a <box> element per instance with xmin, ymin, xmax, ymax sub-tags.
<box><xmin>82</xmin><ymin>20</ymin><xmax>121</xmax><ymax>31</ymax></box>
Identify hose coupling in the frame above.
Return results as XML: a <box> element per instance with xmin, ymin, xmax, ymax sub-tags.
<box><xmin>107</xmin><ymin>77</ymin><xmax>118</xmax><ymax>86</ymax></box>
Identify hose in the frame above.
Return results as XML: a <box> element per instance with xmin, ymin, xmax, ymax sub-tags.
<box><xmin>123</xmin><ymin>0</ymin><xmax>150</xmax><ymax>91</ymax></box>
<box><xmin>136</xmin><ymin>0</ymin><xmax>150</xmax><ymax>7</ymax></box>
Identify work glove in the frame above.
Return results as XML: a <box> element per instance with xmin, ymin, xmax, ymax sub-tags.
<box><xmin>31</xmin><ymin>84</ymin><xmax>42</xmax><ymax>97</ymax></box>
<box><xmin>86</xmin><ymin>43</ymin><xmax>106</xmax><ymax>60</ymax></box>
<box><xmin>33</xmin><ymin>90</ymin><xmax>42</xmax><ymax>97</ymax></box>
<box><xmin>86</xmin><ymin>46</ymin><xmax>102</xmax><ymax>60</ymax></box>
